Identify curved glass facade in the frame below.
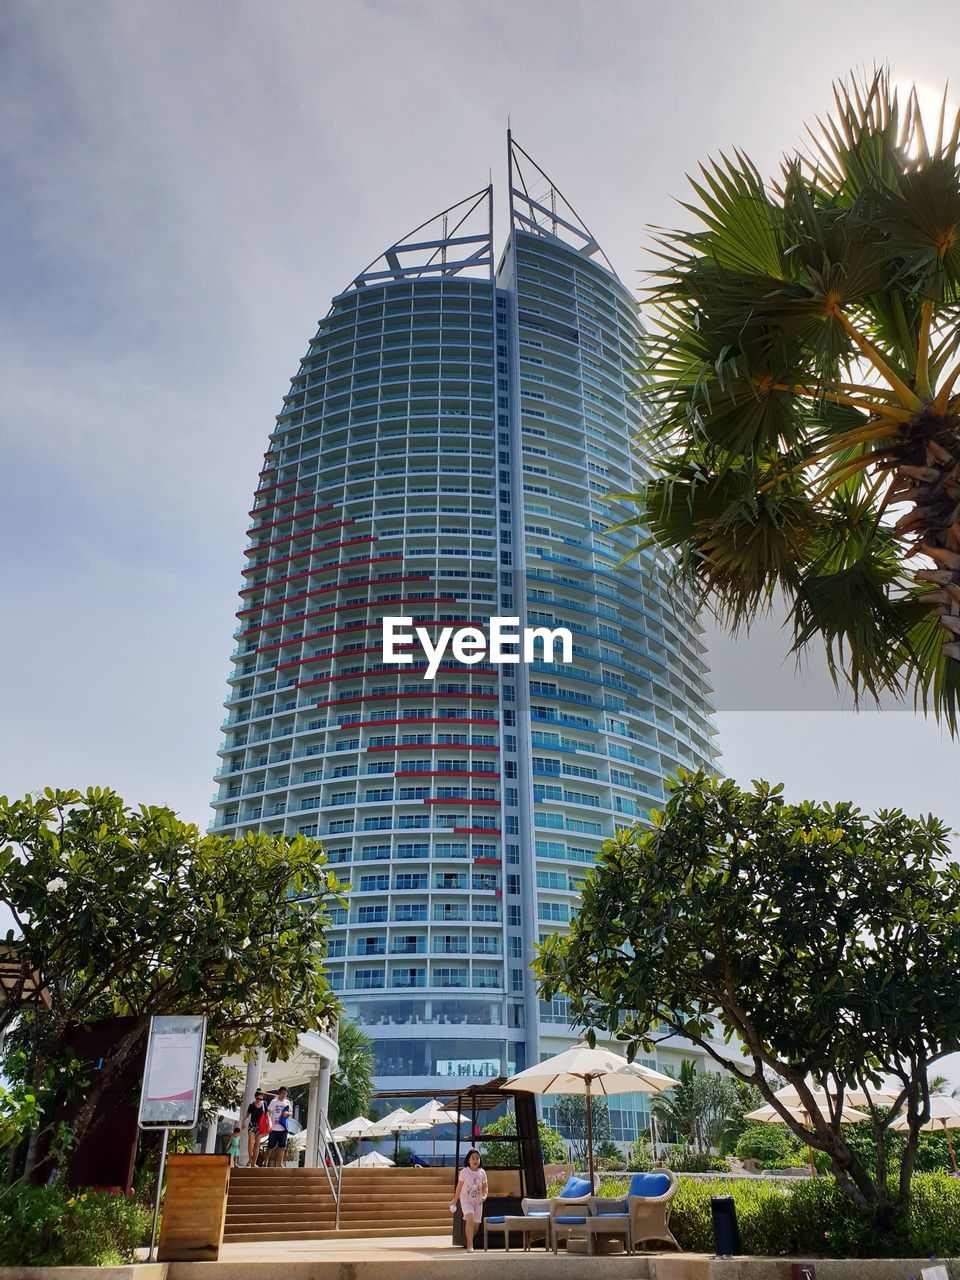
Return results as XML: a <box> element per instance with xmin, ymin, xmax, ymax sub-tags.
<box><xmin>211</xmin><ymin>147</ymin><xmax>718</xmax><ymax>1131</ymax></box>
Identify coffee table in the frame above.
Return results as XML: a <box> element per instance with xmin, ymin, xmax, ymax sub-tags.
<box><xmin>584</xmin><ymin>1214</ymin><xmax>633</xmax><ymax>1255</ymax></box>
<box><xmin>501</xmin><ymin>1214</ymin><xmax>552</xmax><ymax>1251</ymax></box>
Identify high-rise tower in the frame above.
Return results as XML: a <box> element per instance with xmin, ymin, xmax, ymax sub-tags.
<box><xmin>212</xmin><ymin>140</ymin><xmax>718</xmax><ymax>1143</ymax></box>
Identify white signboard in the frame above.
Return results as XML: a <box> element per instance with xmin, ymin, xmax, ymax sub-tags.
<box><xmin>138</xmin><ymin>1015</ymin><xmax>207</xmax><ymax>1129</ymax></box>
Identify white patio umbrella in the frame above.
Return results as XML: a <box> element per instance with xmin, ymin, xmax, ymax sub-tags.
<box><xmin>367</xmin><ymin>1107</ymin><xmax>431</xmax><ymax>1163</ymax></box>
<box><xmin>407</xmin><ymin>1099</ymin><xmax>471</xmax><ymax>1163</ymax></box>
<box><xmin>891</xmin><ymin>1094</ymin><xmax>960</xmax><ymax>1173</ymax></box>
<box><xmin>504</xmin><ymin>1040</ymin><xmax>675</xmax><ymax>1184</ymax></box>
<box><xmin>744</xmin><ymin>1103</ymin><xmax>870</xmax><ymax>1176</ymax></box>
<box><xmin>331</xmin><ymin>1114</ymin><xmax>376</xmax><ymax>1161</ymax></box>
<box><xmin>774</xmin><ymin>1083</ymin><xmax>898</xmax><ymax>1109</ymax></box>
<box><xmin>345</xmin><ymin>1150</ymin><xmax>395</xmax><ymax>1168</ymax></box>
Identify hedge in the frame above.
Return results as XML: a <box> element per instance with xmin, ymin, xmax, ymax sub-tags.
<box><xmin>556</xmin><ymin>1171</ymin><xmax>960</xmax><ymax>1258</ymax></box>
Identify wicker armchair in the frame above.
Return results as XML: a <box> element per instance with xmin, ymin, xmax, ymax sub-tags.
<box><xmin>587</xmin><ymin>1170</ymin><xmax>680</xmax><ymax>1253</ymax></box>
<box><xmin>522</xmin><ymin>1173</ymin><xmax>599</xmax><ymax>1254</ymax></box>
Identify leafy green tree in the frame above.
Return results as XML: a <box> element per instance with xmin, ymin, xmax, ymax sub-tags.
<box><xmin>328</xmin><ymin>1018</ymin><xmax>374</xmax><ymax>1128</ymax></box>
<box><xmin>0</xmin><ymin>787</ymin><xmax>345</xmax><ymax>1158</ymax></box>
<box><xmin>653</xmin><ymin>1061</ymin><xmax>756</xmax><ymax>1154</ymax></box>
<box><xmin>535</xmin><ymin>772</ymin><xmax>960</xmax><ymax>1220</ymax></box>
<box><xmin>554</xmin><ymin>1096</ymin><xmax>611</xmax><ymax>1167</ymax></box>
<box><xmin>623</xmin><ymin>70</ymin><xmax>960</xmax><ymax>728</ymax></box>
<box><xmin>198</xmin><ymin>1047</ymin><xmax>245</xmax><ymax>1127</ymax></box>
<box><xmin>478</xmin><ymin>1113</ymin><xmax>567</xmax><ymax>1167</ymax></box>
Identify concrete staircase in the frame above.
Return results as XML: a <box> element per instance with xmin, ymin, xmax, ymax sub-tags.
<box><xmin>223</xmin><ymin>1166</ymin><xmax>455</xmax><ymax>1243</ymax></box>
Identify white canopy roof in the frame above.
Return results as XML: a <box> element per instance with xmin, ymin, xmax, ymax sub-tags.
<box><xmin>225</xmin><ymin>1029</ymin><xmax>339</xmax><ymax>1091</ymax></box>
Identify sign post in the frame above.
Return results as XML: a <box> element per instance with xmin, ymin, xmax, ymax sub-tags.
<box><xmin>138</xmin><ymin>1015</ymin><xmax>207</xmax><ymax>1263</ymax></box>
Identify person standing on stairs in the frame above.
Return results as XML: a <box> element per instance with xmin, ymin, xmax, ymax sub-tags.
<box><xmin>451</xmin><ymin>1149</ymin><xmax>487</xmax><ymax>1251</ymax></box>
<box><xmin>246</xmin><ymin>1089</ymin><xmax>268</xmax><ymax>1167</ymax></box>
<box><xmin>266</xmin><ymin>1086</ymin><xmax>292</xmax><ymax>1167</ymax></box>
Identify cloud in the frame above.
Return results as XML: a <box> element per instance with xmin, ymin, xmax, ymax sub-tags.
<box><xmin>1</xmin><ymin>0</ymin><xmax>958</xmax><ymax>827</ymax></box>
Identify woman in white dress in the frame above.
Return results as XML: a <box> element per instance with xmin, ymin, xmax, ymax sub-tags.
<box><xmin>451</xmin><ymin>1149</ymin><xmax>488</xmax><ymax>1251</ymax></box>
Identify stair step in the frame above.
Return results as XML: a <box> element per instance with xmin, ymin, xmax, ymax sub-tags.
<box><xmin>223</xmin><ymin>1168</ymin><xmax>455</xmax><ymax>1242</ymax></box>
<box><xmin>223</xmin><ymin>1226</ymin><xmax>452</xmax><ymax>1242</ymax></box>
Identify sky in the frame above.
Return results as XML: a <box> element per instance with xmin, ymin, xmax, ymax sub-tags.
<box><xmin>1</xmin><ymin>0</ymin><xmax>959</xmax><ymax>843</ymax></box>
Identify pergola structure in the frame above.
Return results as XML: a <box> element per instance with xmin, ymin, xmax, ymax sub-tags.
<box><xmin>0</xmin><ymin>942</ymin><xmax>50</xmax><ymax>1024</ymax></box>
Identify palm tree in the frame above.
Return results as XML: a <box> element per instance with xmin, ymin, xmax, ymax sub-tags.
<box><xmin>626</xmin><ymin>69</ymin><xmax>960</xmax><ymax>728</ymax></box>
<box><xmin>327</xmin><ymin>1017</ymin><xmax>375</xmax><ymax>1128</ymax></box>
<box><xmin>651</xmin><ymin>1060</ymin><xmax>700</xmax><ymax>1149</ymax></box>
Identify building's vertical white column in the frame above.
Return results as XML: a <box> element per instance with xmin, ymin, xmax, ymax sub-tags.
<box><xmin>304</xmin><ymin>1073</ymin><xmax>321</xmax><ymax>1168</ymax></box>
<box><xmin>204</xmin><ymin>1115</ymin><xmax>219</xmax><ymax>1153</ymax></box>
<box><xmin>239</xmin><ymin>1049</ymin><xmax>264</xmax><ymax>1166</ymax></box>
<box><xmin>318</xmin><ymin>1058</ymin><xmax>332</xmax><ymax>1125</ymax></box>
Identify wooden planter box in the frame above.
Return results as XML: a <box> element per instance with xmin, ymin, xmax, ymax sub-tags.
<box><xmin>158</xmin><ymin>1154</ymin><xmax>230</xmax><ymax>1261</ymax></box>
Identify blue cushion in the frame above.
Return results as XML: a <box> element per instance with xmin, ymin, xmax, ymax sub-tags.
<box><xmin>628</xmin><ymin>1172</ymin><xmax>671</xmax><ymax>1198</ymax></box>
<box><xmin>555</xmin><ymin>1215</ymin><xmax>587</xmax><ymax>1224</ymax></box>
<box><xmin>560</xmin><ymin>1176</ymin><xmax>592</xmax><ymax>1198</ymax></box>
<box><xmin>485</xmin><ymin>1216</ymin><xmax>506</xmax><ymax>1225</ymax></box>
<box><xmin>596</xmin><ymin>1212</ymin><xmax>629</xmax><ymax>1219</ymax></box>
<box><xmin>527</xmin><ymin>1211</ymin><xmax>550</xmax><ymax>1217</ymax></box>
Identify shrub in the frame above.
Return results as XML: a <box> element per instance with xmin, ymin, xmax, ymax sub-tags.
<box><xmin>479</xmin><ymin>1114</ymin><xmax>566</xmax><ymax>1167</ymax></box>
<box><xmin>735</xmin><ymin>1121</ymin><xmax>806</xmax><ymax>1169</ymax></box>
<box><xmin>670</xmin><ymin>1174</ymin><xmax>960</xmax><ymax>1258</ymax></box>
<box><xmin>594</xmin><ymin>1139</ymin><xmax>626</xmax><ymax>1171</ymax></box>
<box><xmin>668</xmin><ymin>1146</ymin><xmax>724</xmax><ymax>1173</ymax></box>
<box><xmin>629</xmin><ymin>1135</ymin><xmax>655</xmax><ymax>1171</ymax></box>
<box><xmin>0</xmin><ymin>1184</ymin><xmax>150</xmax><ymax>1266</ymax></box>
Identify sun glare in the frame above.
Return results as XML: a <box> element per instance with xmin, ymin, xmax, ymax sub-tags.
<box><xmin>894</xmin><ymin>79</ymin><xmax>960</xmax><ymax>157</ymax></box>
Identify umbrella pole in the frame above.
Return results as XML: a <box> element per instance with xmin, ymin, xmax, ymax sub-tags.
<box><xmin>943</xmin><ymin>1121</ymin><xmax>959</xmax><ymax>1174</ymax></box>
<box><xmin>801</xmin><ymin>1110</ymin><xmax>817</xmax><ymax>1178</ymax></box>
<box><xmin>585</xmin><ymin>1077</ymin><xmax>595</xmax><ymax>1186</ymax></box>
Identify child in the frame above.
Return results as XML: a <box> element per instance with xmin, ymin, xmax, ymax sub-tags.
<box><xmin>451</xmin><ymin>1149</ymin><xmax>488</xmax><ymax>1251</ymax></box>
<box><xmin>227</xmin><ymin>1125</ymin><xmax>242</xmax><ymax>1166</ymax></box>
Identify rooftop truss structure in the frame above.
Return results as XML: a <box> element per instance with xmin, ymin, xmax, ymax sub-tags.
<box><xmin>347</xmin><ymin>185</ymin><xmax>494</xmax><ymax>291</ymax></box>
<box><xmin>508</xmin><ymin>132</ymin><xmax>617</xmax><ymax>277</ymax></box>
<box><xmin>0</xmin><ymin>942</ymin><xmax>50</xmax><ymax>1017</ymax></box>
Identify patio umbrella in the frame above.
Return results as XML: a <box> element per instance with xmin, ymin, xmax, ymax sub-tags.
<box><xmin>367</xmin><ymin>1107</ymin><xmax>431</xmax><ymax>1163</ymax></box>
<box><xmin>504</xmin><ymin>1040</ymin><xmax>675</xmax><ymax>1185</ymax></box>
<box><xmin>774</xmin><ymin>1083</ymin><xmax>898</xmax><ymax>1109</ymax></box>
<box><xmin>891</xmin><ymin>1095</ymin><xmax>960</xmax><ymax>1173</ymax></box>
<box><xmin>744</xmin><ymin>1103</ymin><xmax>869</xmax><ymax>1177</ymax></box>
<box><xmin>332</xmin><ymin>1114</ymin><xmax>375</xmax><ymax>1161</ymax></box>
<box><xmin>345</xmin><ymin>1150</ymin><xmax>395</xmax><ymax>1168</ymax></box>
<box><xmin>407</xmin><ymin>1099</ymin><xmax>471</xmax><ymax>1162</ymax></box>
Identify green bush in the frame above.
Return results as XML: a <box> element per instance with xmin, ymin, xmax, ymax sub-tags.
<box><xmin>629</xmin><ymin>1135</ymin><xmax>655</xmax><ymax>1171</ymax></box>
<box><xmin>670</xmin><ymin>1174</ymin><xmax>960</xmax><ymax>1258</ymax></box>
<box><xmin>735</xmin><ymin>1121</ymin><xmax>807</xmax><ymax>1169</ymax></box>
<box><xmin>595</xmin><ymin>1139</ymin><xmax>626</xmax><ymax>1171</ymax></box>
<box><xmin>0</xmin><ymin>1184</ymin><xmax>150</xmax><ymax>1266</ymax></box>
<box><xmin>666</xmin><ymin>1146</ymin><xmax>726</xmax><ymax>1173</ymax></box>
<box><xmin>479</xmin><ymin>1114</ymin><xmax>566</xmax><ymax>1167</ymax></box>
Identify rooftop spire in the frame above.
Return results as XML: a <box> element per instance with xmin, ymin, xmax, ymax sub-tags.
<box><xmin>507</xmin><ymin>133</ymin><xmax>616</xmax><ymax>277</ymax></box>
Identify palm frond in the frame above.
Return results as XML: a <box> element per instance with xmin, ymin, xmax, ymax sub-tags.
<box><xmin>629</xmin><ymin>66</ymin><xmax>960</xmax><ymax>728</ymax></box>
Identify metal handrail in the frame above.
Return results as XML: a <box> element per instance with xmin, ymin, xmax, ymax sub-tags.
<box><xmin>316</xmin><ymin>1108</ymin><xmax>343</xmax><ymax>1230</ymax></box>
